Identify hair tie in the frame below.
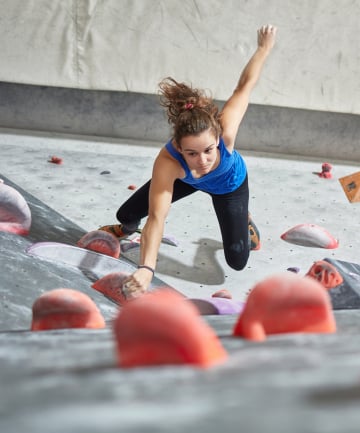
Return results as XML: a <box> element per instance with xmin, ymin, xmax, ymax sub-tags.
<box><xmin>185</xmin><ymin>102</ymin><xmax>194</xmax><ymax>110</ymax></box>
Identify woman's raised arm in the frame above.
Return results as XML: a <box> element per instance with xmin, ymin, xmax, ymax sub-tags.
<box><xmin>221</xmin><ymin>24</ymin><xmax>277</xmax><ymax>150</ymax></box>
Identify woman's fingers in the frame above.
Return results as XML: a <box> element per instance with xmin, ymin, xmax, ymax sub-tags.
<box><xmin>260</xmin><ymin>24</ymin><xmax>277</xmax><ymax>34</ymax></box>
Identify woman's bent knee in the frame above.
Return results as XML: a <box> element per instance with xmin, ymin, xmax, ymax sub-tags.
<box><xmin>116</xmin><ymin>207</ymin><xmax>141</xmax><ymax>232</ymax></box>
<box><xmin>226</xmin><ymin>256</ymin><xmax>249</xmax><ymax>271</ymax></box>
<box><xmin>225</xmin><ymin>242</ymin><xmax>249</xmax><ymax>271</ymax></box>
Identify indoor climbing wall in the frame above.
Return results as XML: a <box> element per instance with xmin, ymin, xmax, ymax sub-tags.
<box><xmin>0</xmin><ymin>0</ymin><xmax>359</xmax><ymax>115</ymax></box>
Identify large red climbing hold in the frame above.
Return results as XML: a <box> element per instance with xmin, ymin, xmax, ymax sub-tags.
<box><xmin>113</xmin><ymin>289</ymin><xmax>228</xmax><ymax>368</ymax></box>
<box><xmin>31</xmin><ymin>288</ymin><xmax>106</xmax><ymax>331</ymax></box>
<box><xmin>233</xmin><ymin>272</ymin><xmax>336</xmax><ymax>341</ymax></box>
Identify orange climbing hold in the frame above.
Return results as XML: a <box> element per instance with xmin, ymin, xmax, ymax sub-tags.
<box><xmin>339</xmin><ymin>171</ymin><xmax>360</xmax><ymax>203</ymax></box>
<box><xmin>233</xmin><ymin>272</ymin><xmax>336</xmax><ymax>341</ymax></box>
<box><xmin>77</xmin><ymin>230</ymin><xmax>120</xmax><ymax>258</ymax></box>
<box><xmin>31</xmin><ymin>288</ymin><xmax>106</xmax><ymax>331</ymax></box>
<box><xmin>306</xmin><ymin>260</ymin><xmax>343</xmax><ymax>289</ymax></box>
<box><xmin>113</xmin><ymin>289</ymin><xmax>228</xmax><ymax>368</ymax></box>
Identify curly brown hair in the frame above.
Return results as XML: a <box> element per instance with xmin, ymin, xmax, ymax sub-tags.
<box><xmin>158</xmin><ymin>77</ymin><xmax>222</xmax><ymax>145</ymax></box>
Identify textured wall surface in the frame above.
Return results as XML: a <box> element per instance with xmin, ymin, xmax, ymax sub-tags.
<box><xmin>1</xmin><ymin>108</ymin><xmax>360</xmax><ymax>433</ymax></box>
<box><xmin>0</xmin><ymin>0</ymin><xmax>359</xmax><ymax>114</ymax></box>
<box><xmin>0</xmin><ymin>82</ymin><xmax>359</xmax><ymax>161</ymax></box>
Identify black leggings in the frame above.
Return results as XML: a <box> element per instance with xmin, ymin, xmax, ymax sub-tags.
<box><xmin>117</xmin><ymin>176</ymin><xmax>250</xmax><ymax>271</ymax></box>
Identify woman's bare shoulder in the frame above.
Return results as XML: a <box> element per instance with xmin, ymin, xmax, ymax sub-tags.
<box><xmin>154</xmin><ymin>146</ymin><xmax>184</xmax><ymax>178</ymax></box>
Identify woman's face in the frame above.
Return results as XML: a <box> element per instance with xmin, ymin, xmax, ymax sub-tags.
<box><xmin>178</xmin><ymin>129</ymin><xmax>219</xmax><ymax>177</ymax></box>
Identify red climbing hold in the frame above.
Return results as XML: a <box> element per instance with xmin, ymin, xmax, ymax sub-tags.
<box><xmin>306</xmin><ymin>260</ymin><xmax>343</xmax><ymax>289</ymax></box>
<box><xmin>31</xmin><ymin>288</ymin><xmax>106</xmax><ymax>331</ymax></box>
<box><xmin>113</xmin><ymin>289</ymin><xmax>228</xmax><ymax>368</ymax></box>
<box><xmin>233</xmin><ymin>272</ymin><xmax>336</xmax><ymax>341</ymax></box>
<box><xmin>320</xmin><ymin>162</ymin><xmax>333</xmax><ymax>178</ymax></box>
<box><xmin>77</xmin><ymin>230</ymin><xmax>120</xmax><ymax>258</ymax></box>
<box><xmin>92</xmin><ymin>272</ymin><xmax>129</xmax><ymax>305</ymax></box>
<box><xmin>48</xmin><ymin>156</ymin><xmax>63</xmax><ymax>164</ymax></box>
<box><xmin>0</xmin><ymin>182</ymin><xmax>31</xmax><ymax>235</ymax></box>
<box><xmin>211</xmin><ymin>289</ymin><xmax>232</xmax><ymax>299</ymax></box>
<box><xmin>281</xmin><ymin>223</ymin><xmax>339</xmax><ymax>249</ymax></box>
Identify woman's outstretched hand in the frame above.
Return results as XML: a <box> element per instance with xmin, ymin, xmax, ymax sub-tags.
<box><xmin>257</xmin><ymin>24</ymin><xmax>277</xmax><ymax>52</ymax></box>
<box><xmin>122</xmin><ymin>268</ymin><xmax>153</xmax><ymax>300</ymax></box>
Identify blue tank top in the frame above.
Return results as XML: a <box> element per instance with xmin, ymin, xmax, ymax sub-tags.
<box><xmin>165</xmin><ymin>137</ymin><xmax>247</xmax><ymax>194</ymax></box>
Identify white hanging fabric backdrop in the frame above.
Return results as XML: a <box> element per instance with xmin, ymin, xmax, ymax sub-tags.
<box><xmin>0</xmin><ymin>0</ymin><xmax>359</xmax><ymax>114</ymax></box>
